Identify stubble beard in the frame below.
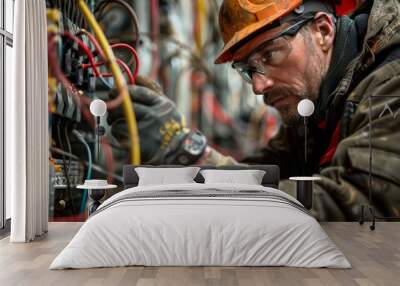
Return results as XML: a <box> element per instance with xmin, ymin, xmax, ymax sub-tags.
<box><xmin>266</xmin><ymin>44</ymin><xmax>325</xmax><ymax>126</ymax></box>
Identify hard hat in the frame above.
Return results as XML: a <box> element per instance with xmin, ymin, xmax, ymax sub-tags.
<box><xmin>215</xmin><ymin>0</ymin><xmax>336</xmax><ymax>64</ymax></box>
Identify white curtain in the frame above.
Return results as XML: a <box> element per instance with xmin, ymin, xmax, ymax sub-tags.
<box><xmin>7</xmin><ymin>0</ymin><xmax>49</xmax><ymax>242</ymax></box>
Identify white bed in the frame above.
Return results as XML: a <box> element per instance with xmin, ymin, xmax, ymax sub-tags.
<box><xmin>50</xmin><ymin>182</ymin><xmax>351</xmax><ymax>269</ymax></box>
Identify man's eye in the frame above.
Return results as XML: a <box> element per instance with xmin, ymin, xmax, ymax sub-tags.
<box><xmin>261</xmin><ymin>50</ymin><xmax>276</xmax><ymax>63</ymax></box>
<box><xmin>242</xmin><ymin>68</ymin><xmax>254</xmax><ymax>79</ymax></box>
<box><xmin>240</xmin><ymin>67</ymin><xmax>258</xmax><ymax>82</ymax></box>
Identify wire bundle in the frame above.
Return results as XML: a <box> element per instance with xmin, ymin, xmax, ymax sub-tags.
<box><xmin>48</xmin><ymin>0</ymin><xmax>142</xmax><ymax>168</ymax></box>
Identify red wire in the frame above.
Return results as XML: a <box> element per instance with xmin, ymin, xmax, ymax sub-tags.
<box><xmin>81</xmin><ymin>61</ymin><xmax>104</xmax><ymax>69</ymax></box>
<box><xmin>101</xmin><ymin>137</ymin><xmax>115</xmax><ymax>182</ymax></box>
<box><xmin>48</xmin><ymin>35</ymin><xmax>115</xmax><ymax>181</ymax></box>
<box><xmin>75</xmin><ymin>29</ymin><xmax>105</xmax><ymax>58</ymax></box>
<box><xmin>117</xmin><ymin>59</ymin><xmax>135</xmax><ymax>85</ymax></box>
<box><xmin>71</xmin><ymin>32</ymin><xmax>136</xmax><ymax>99</ymax></box>
<box><xmin>80</xmin><ymin>43</ymin><xmax>140</xmax><ymax>84</ymax></box>
<box><xmin>150</xmin><ymin>0</ymin><xmax>160</xmax><ymax>80</ymax></box>
<box><xmin>50</xmin><ymin>32</ymin><xmax>136</xmax><ymax>182</ymax></box>
<box><xmin>110</xmin><ymin>43</ymin><xmax>141</xmax><ymax>79</ymax></box>
<box><xmin>61</xmin><ymin>31</ymin><xmax>101</xmax><ymax>77</ymax></box>
<box><xmin>76</xmin><ymin>30</ymin><xmax>141</xmax><ymax>81</ymax></box>
<box><xmin>204</xmin><ymin>90</ymin><xmax>234</xmax><ymax>126</ymax></box>
<box><xmin>49</xmin><ymin>34</ymin><xmax>124</xmax><ymax>109</ymax></box>
<box><xmin>83</xmin><ymin>60</ymin><xmax>135</xmax><ymax>85</ymax></box>
<box><xmin>48</xmin><ymin>36</ymin><xmax>97</xmax><ymax>127</ymax></box>
<box><xmin>48</xmin><ymin>36</ymin><xmax>84</xmax><ymax>105</ymax></box>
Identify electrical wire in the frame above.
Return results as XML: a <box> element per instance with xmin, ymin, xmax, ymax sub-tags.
<box><xmin>50</xmin><ymin>147</ymin><xmax>123</xmax><ymax>183</ymax></box>
<box><xmin>98</xmin><ymin>72</ymin><xmax>114</xmax><ymax>90</ymax></box>
<box><xmin>200</xmin><ymin>0</ymin><xmax>220</xmax><ymax>57</ymax></box>
<box><xmin>48</xmin><ymin>35</ymin><xmax>91</xmax><ymax>112</ymax></box>
<box><xmin>48</xmin><ymin>36</ymin><xmax>115</xmax><ymax>181</ymax></box>
<box><xmin>77</xmin><ymin>0</ymin><xmax>140</xmax><ymax>164</ymax></box>
<box><xmin>83</xmin><ymin>58</ymin><xmax>137</xmax><ymax>85</ymax></box>
<box><xmin>88</xmin><ymin>0</ymin><xmax>95</xmax><ymax>12</ymax></box>
<box><xmin>49</xmin><ymin>39</ymin><xmax>83</xmax><ymax>108</ymax></box>
<box><xmin>135</xmin><ymin>74</ymin><xmax>164</xmax><ymax>94</ymax></box>
<box><xmin>194</xmin><ymin>0</ymin><xmax>207</xmax><ymax>55</ymax></box>
<box><xmin>139</xmin><ymin>32</ymin><xmax>212</xmax><ymax>80</ymax></box>
<box><xmin>100</xmin><ymin>137</ymin><xmax>115</xmax><ymax>183</ymax></box>
<box><xmin>47</xmin><ymin>10</ymin><xmax>61</xmax><ymax>113</ymax></box>
<box><xmin>191</xmin><ymin>0</ymin><xmax>206</xmax><ymax>131</ymax></box>
<box><xmin>77</xmin><ymin>31</ymin><xmax>140</xmax><ymax>85</ymax></box>
<box><xmin>110</xmin><ymin>43</ymin><xmax>141</xmax><ymax>79</ymax></box>
<box><xmin>61</xmin><ymin>31</ymin><xmax>102</xmax><ymax>77</ymax></box>
<box><xmin>115</xmin><ymin>59</ymin><xmax>135</xmax><ymax>84</ymax></box>
<box><xmin>94</xmin><ymin>0</ymin><xmax>140</xmax><ymax>47</ymax></box>
<box><xmin>56</xmin><ymin>122</ymin><xmax>77</xmax><ymax>215</ymax></box>
<box><xmin>76</xmin><ymin>29</ymin><xmax>104</xmax><ymax>57</ymax></box>
<box><xmin>75</xmin><ymin>30</ymin><xmax>114</xmax><ymax>90</ymax></box>
<box><xmin>150</xmin><ymin>0</ymin><xmax>160</xmax><ymax>80</ymax></box>
<box><xmin>72</xmin><ymin>130</ymin><xmax>92</xmax><ymax>214</ymax></box>
<box><xmin>48</xmin><ymin>34</ymin><xmax>134</xmax><ymax>179</ymax></box>
<box><xmin>53</xmin><ymin>32</ymin><xmax>124</xmax><ymax>110</ymax></box>
<box><xmin>62</xmin><ymin>31</ymin><xmax>113</xmax><ymax>90</ymax></box>
<box><xmin>64</xmin><ymin>125</ymin><xmax>72</xmax><ymax>172</ymax></box>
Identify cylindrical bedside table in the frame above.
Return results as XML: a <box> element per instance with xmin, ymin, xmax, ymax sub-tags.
<box><xmin>77</xmin><ymin>180</ymin><xmax>117</xmax><ymax>215</ymax></box>
<box><xmin>289</xmin><ymin>177</ymin><xmax>321</xmax><ymax>210</ymax></box>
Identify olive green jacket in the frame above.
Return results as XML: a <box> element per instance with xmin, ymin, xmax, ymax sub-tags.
<box><xmin>316</xmin><ymin>0</ymin><xmax>400</xmax><ymax>220</ymax></box>
<box><xmin>205</xmin><ymin>0</ymin><xmax>400</xmax><ymax>221</ymax></box>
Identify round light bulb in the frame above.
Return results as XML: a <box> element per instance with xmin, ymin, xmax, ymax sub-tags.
<box><xmin>90</xmin><ymin>99</ymin><xmax>107</xmax><ymax>117</ymax></box>
<box><xmin>297</xmin><ymin>99</ymin><xmax>315</xmax><ymax>117</ymax></box>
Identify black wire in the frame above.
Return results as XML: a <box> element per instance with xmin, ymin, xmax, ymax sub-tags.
<box><xmin>50</xmin><ymin>147</ymin><xmax>123</xmax><ymax>183</ymax></box>
<box><xmin>94</xmin><ymin>0</ymin><xmax>140</xmax><ymax>47</ymax></box>
<box><xmin>139</xmin><ymin>32</ymin><xmax>213</xmax><ymax>79</ymax></box>
<box><xmin>57</xmin><ymin>123</ymin><xmax>77</xmax><ymax>214</ymax></box>
<box><xmin>64</xmin><ymin>124</ymin><xmax>72</xmax><ymax>174</ymax></box>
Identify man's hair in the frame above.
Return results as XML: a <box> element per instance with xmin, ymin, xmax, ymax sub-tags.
<box><xmin>296</xmin><ymin>12</ymin><xmax>337</xmax><ymax>35</ymax></box>
<box><xmin>301</xmin><ymin>0</ymin><xmax>338</xmax><ymax>18</ymax></box>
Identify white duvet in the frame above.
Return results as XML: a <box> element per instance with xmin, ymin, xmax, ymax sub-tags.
<box><xmin>50</xmin><ymin>183</ymin><xmax>351</xmax><ymax>269</ymax></box>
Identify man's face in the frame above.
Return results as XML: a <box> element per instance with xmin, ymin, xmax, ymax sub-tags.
<box><xmin>251</xmin><ymin>30</ymin><xmax>326</xmax><ymax>125</ymax></box>
<box><xmin>232</xmin><ymin>14</ymin><xmax>335</xmax><ymax>125</ymax></box>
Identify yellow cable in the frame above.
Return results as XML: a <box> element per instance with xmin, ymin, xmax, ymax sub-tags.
<box><xmin>76</xmin><ymin>0</ymin><xmax>140</xmax><ymax>164</ymax></box>
<box><xmin>47</xmin><ymin>9</ymin><xmax>60</xmax><ymax>114</ymax></box>
<box><xmin>196</xmin><ymin>0</ymin><xmax>206</xmax><ymax>55</ymax></box>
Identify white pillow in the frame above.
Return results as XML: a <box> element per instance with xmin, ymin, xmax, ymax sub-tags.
<box><xmin>200</xmin><ymin>169</ymin><xmax>266</xmax><ymax>185</ymax></box>
<box><xmin>135</xmin><ymin>167</ymin><xmax>200</xmax><ymax>186</ymax></box>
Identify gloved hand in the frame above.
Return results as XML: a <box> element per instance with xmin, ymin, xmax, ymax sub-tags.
<box><xmin>108</xmin><ymin>84</ymin><xmax>207</xmax><ymax>164</ymax></box>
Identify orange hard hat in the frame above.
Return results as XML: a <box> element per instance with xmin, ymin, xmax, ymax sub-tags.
<box><xmin>215</xmin><ymin>0</ymin><xmax>337</xmax><ymax>64</ymax></box>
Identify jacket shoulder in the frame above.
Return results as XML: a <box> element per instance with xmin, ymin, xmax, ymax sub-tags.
<box><xmin>344</xmin><ymin>57</ymin><xmax>400</xmax><ymax>139</ymax></box>
<box><xmin>349</xmin><ymin>56</ymin><xmax>400</xmax><ymax>103</ymax></box>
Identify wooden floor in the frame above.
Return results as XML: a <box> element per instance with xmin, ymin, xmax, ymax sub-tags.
<box><xmin>0</xmin><ymin>222</ymin><xmax>399</xmax><ymax>286</ymax></box>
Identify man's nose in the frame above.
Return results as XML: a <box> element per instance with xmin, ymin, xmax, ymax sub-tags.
<box><xmin>252</xmin><ymin>73</ymin><xmax>274</xmax><ymax>95</ymax></box>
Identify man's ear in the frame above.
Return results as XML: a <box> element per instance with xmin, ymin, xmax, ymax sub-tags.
<box><xmin>311</xmin><ymin>12</ymin><xmax>335</xmax><ymax>53</ymax></box>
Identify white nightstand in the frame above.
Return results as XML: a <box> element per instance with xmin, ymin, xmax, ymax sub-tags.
<box><xmin>77</xmin><ymin>180</ymin><xmax>117</xmax><ymax>215</ymax></box>
<box><xmin>289</xmin><ymin>176</ymin><xmax>321</xmax><ymax>210</ymax></box>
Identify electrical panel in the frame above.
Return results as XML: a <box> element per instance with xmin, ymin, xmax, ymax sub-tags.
<box><xmin>46</xmin><ymin>0</ymin><xmax>277</xmax><ymax>221</ymax></box>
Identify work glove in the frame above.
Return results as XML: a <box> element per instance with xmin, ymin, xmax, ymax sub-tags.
<box><xmin>108</xmin><ymin>84</ymin><xmax>207</xmax><ymax>165</ymax></box>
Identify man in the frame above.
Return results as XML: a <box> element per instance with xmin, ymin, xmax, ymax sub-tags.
<box><xmin>110</xmin><ymin>0</ymin><xmax>400</xmax><ymax>221</ymax></box>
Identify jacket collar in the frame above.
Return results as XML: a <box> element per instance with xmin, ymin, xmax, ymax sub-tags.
<box><xmin>330</xmin><ymin>0</ymin><xmax>400</xmax><ymax>107</ymax></box>
<box><xmin>312</xmin><ymin>15</ymin><xmax>363</xmax><ymax>124</ymax></box>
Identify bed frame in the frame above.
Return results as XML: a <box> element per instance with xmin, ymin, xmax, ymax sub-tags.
<box><xmin>122</xmin><ymin>165</ymin><xmax>280</xmax><ymax>189</ymax></box>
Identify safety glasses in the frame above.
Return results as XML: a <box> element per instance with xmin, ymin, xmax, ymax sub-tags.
<box><xmin>232</xmin><ymin>14</ymin><xmax>315</xmax><ymax>84</ymax></box>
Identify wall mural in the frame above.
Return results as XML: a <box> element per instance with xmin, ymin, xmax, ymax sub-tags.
<box><xmin>45</xmin><ymin>0</ymin><xmax>400</xmax><ymax>223</ymax></box>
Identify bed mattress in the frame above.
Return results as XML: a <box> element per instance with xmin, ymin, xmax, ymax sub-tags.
<box><xmin>50</xmin><ymin>183</ymin><xmax>351</xmax><ymax>269</ymax></box>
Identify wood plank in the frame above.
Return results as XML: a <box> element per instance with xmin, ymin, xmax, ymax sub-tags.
<box><xmin>0</xmin><ymin>222</ymin><xmax>399</xmax><ymax>286</ymax></box>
